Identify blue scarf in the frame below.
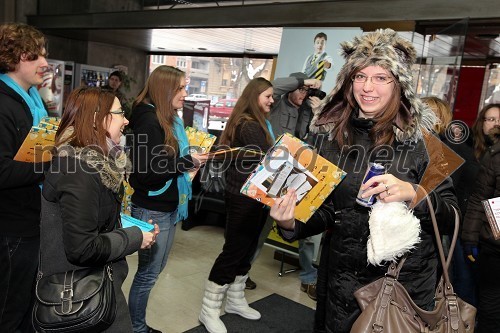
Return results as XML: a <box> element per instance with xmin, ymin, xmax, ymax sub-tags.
<box><xmin>265</xmin><ymin>119</ymin><xmax>276</xmax><ymax>142</ymax></box>
<box><xmin>148</xmin><ymin>116</ymin><xmax>192</xmax><ymax>224</ymax></box>
<box><xmin>0</xmin><ymin>74</ymin><xmax>48</xmax><ymax>126</ymax></box>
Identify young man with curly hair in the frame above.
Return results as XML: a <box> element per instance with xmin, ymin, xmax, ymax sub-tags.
<box><xmin>0</xmin><ymin>22</ymin><xmax>49</xmax><ymax>332</ymax></box>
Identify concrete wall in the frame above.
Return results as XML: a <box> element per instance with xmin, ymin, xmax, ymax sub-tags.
<box><xmin>87</xmin><ymin>41</ymin><xmax>147</xmax><ymax>99</ymax></box>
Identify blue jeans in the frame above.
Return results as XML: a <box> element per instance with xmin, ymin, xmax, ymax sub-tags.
<box><xmin>0</xmin><ymin>235</ymin><xmax>39</xmax><ymax>333</ymax></box>
<box><xmin>128</xmin><ymin>205</ymin><xmax>177</xmax><ymax>333</ymax></box>
<box><xmin>299</xmin><ymin>237</ymin><xmax>317</xmax><ymax>284</ymax></box>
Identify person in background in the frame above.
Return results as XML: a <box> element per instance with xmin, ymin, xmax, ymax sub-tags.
<box><xmin>302</xmin><ymin>32</ymin><xmax>334</xmax><ymax>81</ymax></box>
<box><xmin>128</xmin><ymin>65</ymin><xmax>207</xmax><ymax>333</ymax></box>
<box><xmin>0</xmin><ymin>22</ymin><xmax>49</xmax><ymax>332</ymax></box>
<box><xmin>102</xmin><ymin>70</ymin><xmax>129</xmax><ymax>116</ymax></box>
<box><xmin>462</xmin><ymin>125</ymin><xmax>500</xmax><ymax>332</ymax></box>
<box><xmin>199</xmin><ymin>77</ymin><xmax>274</xmax><ymax>333</ymax></box>
<box><xmin>270</xmin><ymin>29</ymin><xmax>458</xmax><ymax>333</ymax></box>
<box><xmin>471</xmin><ymin>103</ymin><xmax>500</xmax><ymax>162</ymax></box>
<box><xmin>41</xmin><ymin>87</ymin><xmax>158</xmax><ymax>332</ymax></box>
<box><xmin>422</xmin><ymin>96</ymin><xmax>479</xmax><ymax>306</ymax></box>
<box><xmin>266</xmin><ymin>72</ymin><xmax>323</xmax><ymax>300</ymax></box>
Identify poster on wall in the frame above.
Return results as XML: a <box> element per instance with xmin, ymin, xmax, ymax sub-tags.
<box><xmin>38</xmin><ymin>59</ymin><xmax>65</xmax><ymax>117</ymax></box>
<box><xmin>274</xmin><ymin>27</ymin><xmax>362</xmax><ymax>95</ymax></box>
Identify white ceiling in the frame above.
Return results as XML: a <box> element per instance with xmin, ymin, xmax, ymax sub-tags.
<box><xmin>151</xmin><ymin>27</ymin><xmax>283</xmax><ymax>53</ymax></box>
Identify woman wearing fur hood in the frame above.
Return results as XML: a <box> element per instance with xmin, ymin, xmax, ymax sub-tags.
<box><xmin>40</xmin><ymin>87</ymin><xmax>159</xmax><ymax>332</ymax></box>
<box><xmin>271</xmin><ymin>29</ymin><xmax>458</xmax><ymax>333</ymax></box>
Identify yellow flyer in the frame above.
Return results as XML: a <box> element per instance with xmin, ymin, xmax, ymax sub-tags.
<box><xmin>14</xmin><ymin>127</ymin><xmax>57</xmax><ymax>163</ymax></box>
<box><xmin>240</xmin><ymin>133</ymin><xmax>346</xmax><ymax>223</ymax></box>
<box><xmin>185</xmin><ymin>126</ymin><xmax>217</xmax><ymax>153</ymax></box>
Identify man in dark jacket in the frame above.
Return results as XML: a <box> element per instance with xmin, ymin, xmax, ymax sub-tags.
<box><xmin>0</xmin><ymin>23</ymin><xmax>49</xmax><ymax>332</ymax></box>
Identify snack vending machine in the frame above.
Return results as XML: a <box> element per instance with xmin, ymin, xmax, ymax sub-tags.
<box><xmin>74</xmin><ymin>63</ymin><xmax>115</xmax><ymax>88</ymax></box>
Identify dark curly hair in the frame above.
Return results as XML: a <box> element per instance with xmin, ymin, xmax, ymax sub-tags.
<box><xmin>0</xmin><ymin>23</ymin><xmax>46</xmax><ymax>74</ymax></box>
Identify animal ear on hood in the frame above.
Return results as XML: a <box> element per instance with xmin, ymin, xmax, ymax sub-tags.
<box><xmin>310</xmin><ymin>28</ymin><xmax>436</xmax><ymax>143</ymax></box>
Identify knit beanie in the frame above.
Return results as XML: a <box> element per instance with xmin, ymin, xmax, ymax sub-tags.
<box><xmin>310</xmin><ymin>28</ymin><xmax>435</xmax><ymax>142</ymax></box>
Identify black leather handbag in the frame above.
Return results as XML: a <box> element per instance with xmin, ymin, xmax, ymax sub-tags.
<box><xmin>33</xmin><ymin>264</ymin><xmax>116</xmax><ymax>333</ymax></box>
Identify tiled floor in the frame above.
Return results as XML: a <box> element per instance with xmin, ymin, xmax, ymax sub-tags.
<box><xmin>123</xmin><ymin>224</ymin><xmax>316</xmax><ymax>333</ymax></box>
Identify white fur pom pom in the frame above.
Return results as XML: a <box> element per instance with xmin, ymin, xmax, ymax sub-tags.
<box><xmin>367</xmin><ymin>201</ymin><xmax>421</xmax><ymax>266</ymax></box>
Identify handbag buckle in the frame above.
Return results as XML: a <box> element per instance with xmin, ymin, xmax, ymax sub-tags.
<box><xmin>60</xmin><ymin>288</ymin><xmax>74</xmax><ymax>315</ymax></box>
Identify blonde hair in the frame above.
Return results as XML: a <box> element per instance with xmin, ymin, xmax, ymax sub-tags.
<box><xmin>421</xmin><ymin>96</ymin><xmax>452</xmax><ymax>135</ymax></box>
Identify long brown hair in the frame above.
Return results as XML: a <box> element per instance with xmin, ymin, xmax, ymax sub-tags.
<box><xmin>56</xmin><ymin>87</ymin><xmax>115</xmax><ymax>154</ymax></box>
<box><xmin>323</xmin><ymin>65</ymin><xmax>403</xmax><ymax>148</ymax></box>
<box><xmin>133</xmin><ymin>65</ymin><xmax>185</xmax><ymax>155</ymax></box>
<box><xmin>472</xmin><ymin>103</ymin><xmax>500</xmax><ymax>160</ymax></box>
<box><xmin>219</xmin><ymin>77</ymin><xmax>273</xmax><ymax>146</ymax></box>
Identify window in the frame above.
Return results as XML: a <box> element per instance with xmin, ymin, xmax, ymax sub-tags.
<box><xmin>152</xmin><ymin>55</ymin><xmax>165</xmax><ymax>64</ymax></box>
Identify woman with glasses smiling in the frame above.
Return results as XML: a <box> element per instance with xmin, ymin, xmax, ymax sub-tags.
<box><xmin>127</xmin><ymin>65</ymin><xmax>207</xmax><ymax>333</ymax></box>
<box><xmin>41</xmin><ymin>87</ymin><xmax>159</xmax><ymax>332</ymax></box>
<box><xmin>270</xmin><ymin>29</ymin><xmax>458</xmax><ymax>333</ymax></box>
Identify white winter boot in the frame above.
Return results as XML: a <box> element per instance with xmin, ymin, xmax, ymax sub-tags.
<box><xmin>199</xmin><ymin>280</ymin><xmax>229</xmax><ymax>333</ymax></box>
<box><xmin>224</xmin><ymin>274</ymin><xmax>261</xmax><ymax>320</ymax></box>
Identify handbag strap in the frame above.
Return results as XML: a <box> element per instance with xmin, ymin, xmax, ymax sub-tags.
<box><xmin>384</xmin><ymin>191</ymin><xmax>459</xmax><ymax>289</ymax></box>
<box><xmin>425</xmin><ymin>193</ymin><xmax>460</xmax><ymax>294</ymax></box>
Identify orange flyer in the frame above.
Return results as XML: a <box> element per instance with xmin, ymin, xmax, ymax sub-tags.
<box><xmin>240</xmin><ymin>133</ymin><xmax>346</xmax><ymax>223</ymax></box>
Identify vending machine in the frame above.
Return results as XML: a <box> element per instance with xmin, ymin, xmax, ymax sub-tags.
<box><xmin>37</xmin><ymin>59</ymin><xmax>65</xmax><ymax>117</ymax></box>
<box><xmin>74</xmin><ymin>64</ymin><xmax>115</xmax><ymax>88</ymax></box>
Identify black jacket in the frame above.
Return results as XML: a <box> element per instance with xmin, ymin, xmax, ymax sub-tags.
<box><xmin>290</xmin><ymin>117</ymin><xmax>458</xmax><ymax>333</ymax></box>
<box><xmin>41</xmin><ymin>146</ymin><xmax>143</xmax><ymax>332</ymax></box>
<box><xmin>128</xmin><ymin>103</ymin><xmax>195</xmax><ymax>212</ymax></box>
<box><xmin>462</xmin><ymin>140</ymin><xmax>500</xmax><ymax>254</ymax></box>
<box><xmin>224</xmin><ymin>121</ymin><xmax>273</xmax><ymax>195</ymax></box>
<box><xmin>0</xmin><ymin>80</ymin><xmax>46</xmax><ymax>237</ymax></box>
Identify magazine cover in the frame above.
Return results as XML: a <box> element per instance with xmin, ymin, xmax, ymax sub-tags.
<box><xmin>241</xmin><ymin>133</ymin><xmax>346</xmax><ymax>223</ymax></box>
<box><xmin>483</xmin><ymin>197</ymin><xmax>500</xmax><ymax>240</ymax></box>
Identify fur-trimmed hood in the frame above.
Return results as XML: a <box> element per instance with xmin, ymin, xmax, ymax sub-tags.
<box><xmin>310</xmin><ymin>28</ymin><xmax>436</xmax><ymax>142</ymax></box>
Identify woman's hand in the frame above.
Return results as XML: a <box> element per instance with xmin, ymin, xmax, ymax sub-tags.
<box><xmin>360</xmin><ymin>174</ymin><xmax>416</xmax><ymax>204</ymax></box>
<box><xmin>141</xmin><ymin>223</ymin><xmax>160</xmax><ymax>249</ymax></box>
<box><xmin>191</xmin><ymin>153</ymin><xmax>208</xmax><ymax>169</ymax></box>
<box><xmin>270</xmin><ymin>189</ymin><xmax>297</xmax><ymax>230</ymax></box>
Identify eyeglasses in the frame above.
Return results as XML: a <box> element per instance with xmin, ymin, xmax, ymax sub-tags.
<box><xmin>298</xmin><ymin>87</ymin><xmax>309</xmax><ymax>94</ymax></box>
<box><xmin>484</xmin><ymin>117</ymin><xmax>500</xmax><ymax>124</ymax></box>
<box><xmin>110</xmin><ymin>109</ymin><xmax>125</xmax><ymax>117</ymax></box>
<box><xmin>351</xmin><ymin>73</ymin><xmax>394</xmax><ymax>85</ymax></box>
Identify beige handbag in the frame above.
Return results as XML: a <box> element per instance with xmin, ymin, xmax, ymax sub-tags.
<box><xmin>350</xmin><ymin>196</ymin><xmax>476</xmax><ymax>333</ymax></box>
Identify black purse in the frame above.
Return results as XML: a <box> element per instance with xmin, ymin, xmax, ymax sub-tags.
<box><xmin>33</xmin><ymin>264</ymin><xmax>116</xmax><ymax>333</ymax></box>
<box><xmin>34</xmin><ymin>196</ymin><xmax>117</xmax><ymax>333</ymax></box>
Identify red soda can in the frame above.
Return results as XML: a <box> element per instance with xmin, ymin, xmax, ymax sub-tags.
<box><xmin>356</xmin><ymin>162</ymin><xmax>385</xmax><ymax>207</ymax></box>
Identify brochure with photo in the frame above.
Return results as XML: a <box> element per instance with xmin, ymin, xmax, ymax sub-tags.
<box><xmin>483</xmin><ymin>197</ymin><xmax>500</xmax><ymax>240</ymax></box>
<box><xmin>241</xmin><ymin>133</ymin><xmax>346</xmax><ymax>223</ymax></box>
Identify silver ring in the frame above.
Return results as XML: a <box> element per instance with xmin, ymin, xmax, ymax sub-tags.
<box><xmin>385</xmin><ymin>184</ymin><xmax>389</xmax><ymax>191</ymax></box>
<box><xmin>387</xmin><ymin>190</ymin><xmax>391</xmax><ymax>196</ymax></box>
